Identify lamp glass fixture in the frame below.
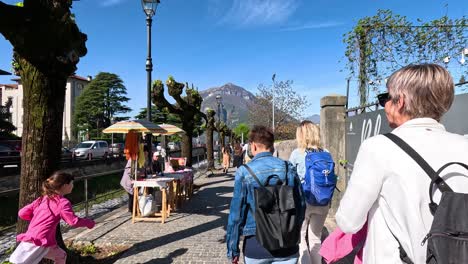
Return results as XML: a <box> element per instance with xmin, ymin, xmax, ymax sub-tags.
<box><xmin>142</xmin><ymin>0</ymin><xmax>159</xmax><ymax>17</ymax></box>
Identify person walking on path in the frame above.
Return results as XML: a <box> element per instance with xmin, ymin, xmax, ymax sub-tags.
<box><xmin>289</xmin><ymin>121</ymin><xmax>330</xmax><ymax>264</ymax></box>
<box><xmin>336</xmin><ymin>64</ymin><xmax>468</xmax><ymax>263</ymax></box>
<box><xmin>233</xmin><ymin>142</ymin><xmax>244</xmax><ymax>168</ymax></box>
<box><xmin>120</xmin><ymin>159</ymin><xmax>134</xmax><ymax>212</ymax></box>
<box><xmin>10</xmin><ymin>172</ymin><xmax>95</xmax><ymax>264</ymax></box>
<box><xmin>222</xmin><ymin>146</ymin><xmax>231</xmax><ymax>173</ymax></box>
<box><xmin>226</xmin><ymin>126</ymin><xmax>305</xmax><ymax>264</ymax></box>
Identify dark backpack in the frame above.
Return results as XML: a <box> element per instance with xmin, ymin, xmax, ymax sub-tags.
<box><xmin>243</xmin><ymin>161</ymin><xmax>303</xmax><ymax>252</ymax></box>
<box><xmin>303</xmin><ymin>149</ymin><xmax>337</xmax><ymax>206</ymax></box>
<box><xmin>385</xmin><ymin>133</ymin><xmax>468</xmax><ymax>264</ymax></box>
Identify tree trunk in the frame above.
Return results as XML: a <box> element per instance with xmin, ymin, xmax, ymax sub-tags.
<box><xmin>17</xmin><ymin>60</ymin><xmax>66</xmax><ymax>234</ymax></box>
<box><xmin>181</xmin><ymin>132</ymin><xmax>193</xmax><ymax>167</ymax></box>
<box><xmin>206</xmin><ymin>127</ymin><xmax>214</xmax><ymax>169</ymax></box>
<box><xmin>358</xmin><ymin>28</ymin><xmax>368</xmax><ymax>107</ymax></box>
<box><xmin>220</xmin><ymin>131</ymin><xmax>225</xmax><ymax>149</ymax></box>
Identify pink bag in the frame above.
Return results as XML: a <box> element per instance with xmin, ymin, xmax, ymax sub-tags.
<box><xmin>319</xmin><ymin>224</ymin><xmax>367</xmax><ymax>264</ymax></box>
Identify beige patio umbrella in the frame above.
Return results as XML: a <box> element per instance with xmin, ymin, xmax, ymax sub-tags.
<box><xmin>102</xmin><ymin>120</ymin><xmax>167</xmax><ymax>180</ymax></box>
<box><xmin>152</xmin><ymin>123</ymin><xmax>185</xmax><ymax>136</ymax></box>
<box><xmin>103</xmin><ymin>119</ymin><xmax>167</xmax><ymax>134</ymax></box>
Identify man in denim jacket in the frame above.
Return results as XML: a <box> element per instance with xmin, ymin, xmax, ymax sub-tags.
<box><xmin>226</xmin><ymin>126</ymin><xmax>306</xmax><ymax>264</ymax></box>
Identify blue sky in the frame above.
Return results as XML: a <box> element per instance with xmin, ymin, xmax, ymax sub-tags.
<box><xmin>0</xmin><ymin>0</ymin><xmax>467</xmax><ymax>117</ymax></box>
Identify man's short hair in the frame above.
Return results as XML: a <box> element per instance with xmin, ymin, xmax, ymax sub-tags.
<box><xmin>249</xmin><ymin>125</ymin><xmax>274</xmax><ymax>150</ymax></box>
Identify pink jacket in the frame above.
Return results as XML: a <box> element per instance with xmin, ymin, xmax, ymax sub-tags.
<box><xmin>17</xmin><ymin>195</ymin><xmax>95</xmax><ymax>247</ymax></box>
<box><xmin>319</xmin><ymin>224</ymin><xmax>367</xmax><ymax>264</ymax></box>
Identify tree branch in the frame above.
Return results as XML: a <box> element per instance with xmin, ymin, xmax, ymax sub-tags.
<box><xmin>0</xmin><ymin>2</ymin><xmax>28</xmax><ymax>38</ymax></box>
<box><xmin>152</xmin><ymin>80</ymin><xmax>182</xmax><ymax>115</ymax></box>
<box><xmin>166</xmin><ymin>77</ymin><xmax>190</xmax><ymax>110</ymax></box>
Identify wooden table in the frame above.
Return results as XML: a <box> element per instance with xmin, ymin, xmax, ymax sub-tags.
<box><xmin>163</xmin><ymin>170</ymin><xmax>194</xmax><ymax>204</ymax></box>
<box><xmin>132</xmin><ymin>177</ymin><xmax>174</xmax><ymax>224</ymax></box>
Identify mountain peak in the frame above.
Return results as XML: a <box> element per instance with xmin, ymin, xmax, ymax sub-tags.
<box><xmin>199</xmin><ymin>83</ymin><xmax>256</xmax><ymax>127</ymax></box>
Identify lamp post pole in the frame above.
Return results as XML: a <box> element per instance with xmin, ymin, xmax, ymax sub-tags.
<box><xmin>142</xmin><ymin>0</ymin><xmax>160</xmax><ymax>170</ymax></box>
<box><xmin>272</xmin><ymin>73</ymin><xmax>276</xmax><ymax>132</ymax></box>
<box><xmin>145</xmin><ymin>15</ymin><xmax>153</xmax><ymax>165</ymax></box>
<box><xmin>146</xmin><ymin>16</ymin><xmax>152</xmax><ymax>124</ymax></box>
<box><xmin>216</xmin><ymin>95</ymin><xmax>222</xmax><ymax>162</ymax></box>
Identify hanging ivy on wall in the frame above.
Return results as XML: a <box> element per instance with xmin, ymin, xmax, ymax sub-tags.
<box><xmin>344</xmin><ymin>9</ymin><xmax>467</xmax><ymax>106</ymax></box>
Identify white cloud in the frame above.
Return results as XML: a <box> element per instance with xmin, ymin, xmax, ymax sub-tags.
<box><xmin>279</xmin><ymin>21</ymin><xmax>345</xmax><ymax>32</ymax></box>
<box><xmin>219</xmin><ymin>0</ymin><xmax>300</xmax><ymax>27</ymax></box>
<box><xmin>101</xmin><ymin>0</ymin><xmax>125</xmax><ymax>7</ymax></box>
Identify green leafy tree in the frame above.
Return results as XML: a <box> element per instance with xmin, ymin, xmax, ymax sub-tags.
<box><xmin>74</xmin><ymin>72</ymin><xmax>131</xmax><ymax>138</ymax></box>
<box><xmin>233</xmin><ymin>123</ymin><xmax>249</xmax><ymax>143</ymax></box>
<box><xmin>135</xmin><ymin>106</ymin><xmax>168</xmax><ymax>123</ymax></box>
<box><xmin>344</xmin><ymin>9</ymin><xmax>467</xmax><ymax>105</ymax></box>
<box><xmin>135</xmin><ymin>106</ymin><xmax>203</xmax><ymax>136</ymax></box>
<box><xmin>248</xmin><ymin>79</ymin><xmax>306</xmax><ymax>138</ymax></box>
<box><xmin>0</xmin><ymin>1</ymin><xmax>87</xmax><ymax>249</ymax></box>
<box><xmin>152</xmin><ymin>77</ymin><xmax>205</xmax><ymax>167</ymax></box>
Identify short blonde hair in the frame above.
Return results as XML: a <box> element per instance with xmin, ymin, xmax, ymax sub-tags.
<box><xmin>387</xmin><ymin>64</ymin><xmax>454</xmax><ymax>121</ymax></box>
<box><xmin>296</xmin><ymin>121</ymin><xmax>322</xmax><ymax>151</ymax></box>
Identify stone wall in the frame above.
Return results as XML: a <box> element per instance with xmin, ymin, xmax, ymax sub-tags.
<box><xmin>273</xmin><ymin>139</ymin><xmax>297</xmax><ymax>161</ymax></box>
<box><xmin>320</xmin><ymin>94</ymin><xmax>347</xmax><ymax>217</ymax></box>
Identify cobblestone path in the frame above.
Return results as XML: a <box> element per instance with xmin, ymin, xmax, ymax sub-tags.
<box><xmin>67</xmin><ymin>168</ymin><xmax>241</xmax><ymax>264</ymax></box>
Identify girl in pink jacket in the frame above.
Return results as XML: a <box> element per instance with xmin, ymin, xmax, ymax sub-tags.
<box><xmin>9</xmin><ymin>171</ymin><xmax>95</xmax><ymax>264</ymax></box>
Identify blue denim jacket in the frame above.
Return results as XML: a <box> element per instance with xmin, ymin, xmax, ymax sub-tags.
<box><xmin>226</xmin><ymin>151</ymin><xmax>306</xmax><ymax>259</ymax></box>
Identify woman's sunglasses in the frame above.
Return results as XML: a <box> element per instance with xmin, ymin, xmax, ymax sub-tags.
<box><xmin>377</xmin><ymin>92</ymin><xmax>391</xmax><ymax>107</ymax></box>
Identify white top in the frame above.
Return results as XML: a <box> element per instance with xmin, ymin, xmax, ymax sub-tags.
<box><xmin>336</xmin><ymin>118</ymin><xmax>468</xmax><ymax>264</ymax></box>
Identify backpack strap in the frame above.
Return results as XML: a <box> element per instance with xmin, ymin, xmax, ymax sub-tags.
<box><xmin>383</xmin><ymin>218</ymin><xmax>415</xmax><ymax>264</ymax></box>
<box><xmin>243</xmin><ymin>164</ymin><xmax>264</xmax><ymax>187</ymax></box>
<box><xmin>384</xmin><ymin>133</ymin><xmax>453</xmax><ymax>194</ymax></box>
<box><xmin>431</xmin><ymin>162</ymin><xmax>468</xmax><ymax>206</ymax></box>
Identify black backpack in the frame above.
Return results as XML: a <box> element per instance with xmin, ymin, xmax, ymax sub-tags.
<box><xmin>243</xmin><ymin>161</ymin><xmax>303</xmax><ymax>252</ymax></box>
<box><xmin>385</xmin><ymin>133</ymin><xmax>468</xmax><ymax>264</ymax></box>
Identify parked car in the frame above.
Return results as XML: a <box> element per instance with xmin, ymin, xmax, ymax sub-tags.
<box><xmin>110</xmin><ymin>143</ymin><xmax>125</xmax><ymax>157</ymax></box>
<box><xmin>73</xmin><ymin>140</ymin><xmax>109</xmax><ymax>160</ymax></box>
<box><xmin>61</xmin><ymin>147</ymin><xmax>73</xmax><ymax>162</ymax></box>
<box><xmin>0</xmin><ymin>142</ymin><xmax>21</xmax><ymax>167</ymax></box>
<box><xmin>167</xmin><ymin>142</ymin><xmax>180</xmax><ymax>151</ymax></box>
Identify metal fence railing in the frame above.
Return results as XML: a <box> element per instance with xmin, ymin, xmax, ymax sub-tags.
<box><xmin>0</xmin><ymin>147</ymin><xmax>210</xmax><ymax>234</ymax></box>
<box><xmin>0</xmin><ymin>169</ymin><xmax>124</xmax><ymax>234</ymax></box>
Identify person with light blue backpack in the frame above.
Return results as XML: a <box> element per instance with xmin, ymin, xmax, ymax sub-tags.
<box><xmin>289</xmin><ymin>121</ymin><xmax>336</xmax><ymax>264</ymax></box>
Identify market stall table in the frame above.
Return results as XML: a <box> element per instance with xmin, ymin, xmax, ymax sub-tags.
<box><xmin>132</xmin><ymin>177</ymin><xmax>175</xmax><ymax>224</ymax></box>
<box><xmin>163</xmin><ymin>170</ymin><xmax>194</xmax><ymax>204</ymax></box>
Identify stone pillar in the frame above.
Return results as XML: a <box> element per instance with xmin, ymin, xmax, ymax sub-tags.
<box><xmin>320</xmin><ymin>94</ymin><xmax>347</xmax><ymax>217</ymax></box>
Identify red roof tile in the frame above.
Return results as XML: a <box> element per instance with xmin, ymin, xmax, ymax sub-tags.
<box><xmin>0</xmin><ymin>84</ymin><xmax>18</xmax><ymax>89</ymax></box>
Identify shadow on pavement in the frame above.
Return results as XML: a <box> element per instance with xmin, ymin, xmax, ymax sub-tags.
<box><xmin>139</xmin><ymin>248</ymin><xmax>189</xmax><ymax>264</ymax></box>
<box><xmin>113</xmin><ymin>174</ymin><xmax>234</xmax><ymax>262</ymax></box>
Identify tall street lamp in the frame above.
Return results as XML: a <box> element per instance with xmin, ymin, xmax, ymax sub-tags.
<box><xmin>216</xmin><ymin>95</ymin><xmax>222</xmax><ymax>124</ymax></box>
<box><xmin>142</xmin><ymin>0</ymin><xmax>160</xmax><ymax>169</ymax></box>
<box><xmin>272</xmin><ymin>73</ymin><xmax>276</xmax><ymax>132</ymax></box>
<box><xmin>216</xmin><ymin>95</ymin><xmax>222</xmax><ymax>160</ymax></box>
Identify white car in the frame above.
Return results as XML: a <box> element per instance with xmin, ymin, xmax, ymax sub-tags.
<box><xmin>73</xmin><ymin>141</ymin><xmax>109</xmax><ymax>160</ymax></box>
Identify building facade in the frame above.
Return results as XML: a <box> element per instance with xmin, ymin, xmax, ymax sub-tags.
<box><xmin>0</xmin><ymin>76</ymin><xmax>90</xmax><ymax>140</ymax></box>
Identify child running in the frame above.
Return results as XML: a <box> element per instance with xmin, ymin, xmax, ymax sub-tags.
<box><xmin>9</xmin><ymin>171</ymin><xmax>95</xmax><ymax>264</ymax></box>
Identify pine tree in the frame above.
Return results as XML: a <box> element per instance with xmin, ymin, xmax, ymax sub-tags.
<box><xmin>74</xmin><ymin>72</ymin><xmax>131</xmax><ymax>138</ymax></box>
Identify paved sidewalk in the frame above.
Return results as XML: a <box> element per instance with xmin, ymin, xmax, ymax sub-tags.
<box><xmin>67</xmin><ymin>168</ymin><xmax>240</xmax><ymax>264</ymax></box>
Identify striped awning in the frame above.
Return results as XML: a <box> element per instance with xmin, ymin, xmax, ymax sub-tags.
<box><xmin>153</xmin><ymin>123</ymin><xmax>185</xmax><ymax>136</ymax></box>
<box><xmin>102</xmin><ymin>119</ymin><xmax>167</xmax><ymax>134</ymax></box>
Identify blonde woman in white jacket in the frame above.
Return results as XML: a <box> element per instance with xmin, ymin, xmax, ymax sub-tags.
<box><xmin>289</xmin><ymin>121</ymin><xmax>329</xmax><ymax>264</ymax></box>
<box><xmin>336</xmin><ymin>64</ymin><xmax>468</xmax><ymax>263</ymax></box>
